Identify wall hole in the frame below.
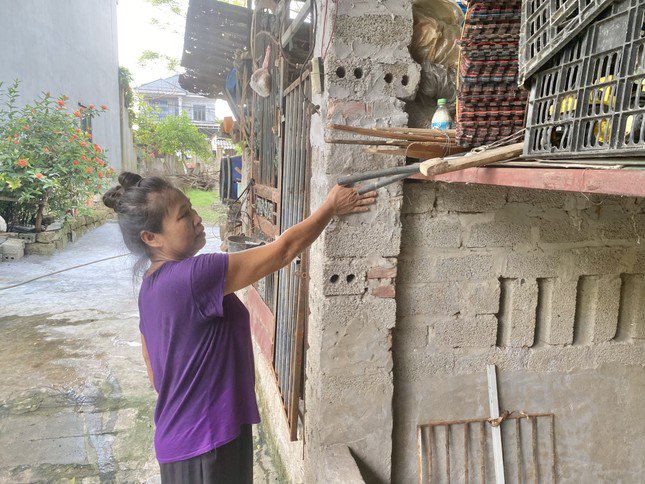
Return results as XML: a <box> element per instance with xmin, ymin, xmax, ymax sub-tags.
<box><xmin>353</xmin><ymin>67</ymin><xmax>363</xmax><ymax>79</ymax></box>
<box><xmin>336</xmin><ymin>67</ymin><xmax>346</xmax><ymax>78</ymax></box>
<box><xmin>402</xmin><ymin>75</ymin><xmax>409</xmax><ymax>86</ymax></box>
<box><xmin>384</xmin><ymin>73</ymin><xmax>393</xmax><ymax>83</ymax></box>
<box><xmin>346</xmin><ymin>274</ymin><xmax>356</xmax><ymax>283</ymax></box>
<box><xmin>330</xmin><ymin>274</ymin><xmax>340</xmax><ymax>283</ymax></box>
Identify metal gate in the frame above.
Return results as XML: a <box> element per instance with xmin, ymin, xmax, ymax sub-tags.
<box><xmin>274</xmin><ymin>70</ymin><xmax>311</xmax><ymax>439</ymax></box>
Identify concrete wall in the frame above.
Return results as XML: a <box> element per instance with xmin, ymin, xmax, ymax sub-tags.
<box><xmin>0</xmin><ymin>0</ymin><xmax>122</xmax><ymax>171</ymax></box>
<box><xmin>393</xmin><ymin>182</ymin><xmax>645</xmax><ymax>483</ymax></box>
<box><xmin>303</xmin><ymin>0</ymin><xmax>420</xmax><ymax>482</ymax></box>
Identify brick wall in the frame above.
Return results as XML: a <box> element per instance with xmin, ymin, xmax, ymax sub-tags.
<box><xmin>393</xmin><ymin>182</ymin><xmax>645</xmax><ymax>483</ymax></box>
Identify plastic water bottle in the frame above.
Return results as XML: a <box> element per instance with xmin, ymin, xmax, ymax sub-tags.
<box><xmin>431</xmin><ymin>98</ymin><xmax>453</xmax><ymax>130</ymax></box>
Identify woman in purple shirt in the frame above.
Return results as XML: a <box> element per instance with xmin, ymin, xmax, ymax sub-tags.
<box><xmin>103</xmin><ymin>172</ymin><xmax>375</xmax><ymax>483</ymax></box>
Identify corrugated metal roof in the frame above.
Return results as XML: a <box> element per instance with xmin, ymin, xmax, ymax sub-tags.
<box><xmin>179</xmin><ymin>0</ymin><xmax>251</xmax><ymax>98</ymax></box>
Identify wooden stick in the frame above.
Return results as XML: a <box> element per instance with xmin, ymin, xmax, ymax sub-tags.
<box><xmin>377</xmin><ymin>126</ymin><xmax>457</xmax><ymax>137</ymax></box>
<box><xmin>419</xmin><ymin>143</ymin><xmax>524</xmax><ymax>176</ymax></box>
<box><xmin>329</xmin><ymin>124</ymin><xmax>455</xmax><ymax>143</ymax></box>
<box><xmin>325</xmin><ymin>138</ymin><xmax>410</xmax><ymax>147</ymax></box>
<box><xmin>407</xmin><ymin>142</ymin><xmax>467</xmax><ymax>158</ymax></box>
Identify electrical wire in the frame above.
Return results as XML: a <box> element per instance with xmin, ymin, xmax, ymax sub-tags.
<box><xmin>0</xmin><ymin>236</ymin><xmax>222</xmax><ymax>291</ymax></box>
<box><xmin>321</xmin><ymin>0</ymin><xmax>338</xmax><ymax>60</ymax></box>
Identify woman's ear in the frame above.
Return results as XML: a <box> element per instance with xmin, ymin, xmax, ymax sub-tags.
<box><xmin>141</xmin><ymin>230</ymin><xmax>163</xmax><ymax>248</ymax></box>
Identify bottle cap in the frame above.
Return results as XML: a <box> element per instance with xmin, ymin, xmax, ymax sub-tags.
<box><xmin>437</xmin><ymin>98</ymin><xmax>447</xmax><ymax>105</ymax></box>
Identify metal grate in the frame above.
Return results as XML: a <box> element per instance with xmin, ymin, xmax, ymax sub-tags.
<box><xmin>274</xmin><ymin>71</ymin><xmax>312</xmax><ymax>440</ymax></box>
<box><xmin>524</xmin><ymin>0</ymin><xmax>645</xmax><ymax>159</ymax></box>
<box><xmin>417</xmin><ymin>413</ymin><xmax>556</xmax><ymax>483</ymax></box>
<box><xmin>518</xmin><ymin>0</ymin><xmax>614</xmax><ymax>85</ymax></box>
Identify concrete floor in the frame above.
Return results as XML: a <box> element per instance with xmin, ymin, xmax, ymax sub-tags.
<box><xmin>0</xmin><ymin>221</ymin><xmax>284</xmax><ymax>483</ymax></box>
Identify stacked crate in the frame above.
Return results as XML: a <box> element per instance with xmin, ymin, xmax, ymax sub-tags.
<box><xmin>522</xmin><ymin>0</ymin><xmax>645</xmax><ymax>159</ymax></box>
<box><xmin>456</xmin><ymin>0</ymin><xmax>528</xmax><ymax>147</ymax></box>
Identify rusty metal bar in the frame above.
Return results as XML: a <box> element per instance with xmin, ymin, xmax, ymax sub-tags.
<box><xmin>446</xmin><ymin>425</ymin><xmax>451</xmax><ymax>484</ymax></box>
<box><xmin>516</xmin><ymin>418</ymin><xmax>522</xmax><ymax>484</ymax></box>
<box><xmin>531</xmin><ymin>417</ymin><xmax>538</xmax><ymax>484</ymax></box>
<box><xmin>427</xmin><ymin>426</ymin><xmax>433</xmax><ymax>484</ymax></box>
<box><xmin>418</xmin><ymin>413</ymin><xmax>554</xmax><ymax>428</ymax></box>
<box><xmin>480</xmin><ymin>422</ymin><xmax>486</xmax><ymax>484</ymax></box>
<box><xmin>464</xmin><ymin>423</ymin><xmax>469</xmax><ymax>483</ymax></box>
<box><xmin>550</xmin><ymin>414</ymin><xmax>556</xmax><ymax>484</ymax></box>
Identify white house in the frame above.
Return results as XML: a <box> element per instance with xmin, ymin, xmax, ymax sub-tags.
<box><xmin>135</xmin><ymin>75</ymin><xmax>220</xmax><ymax>137</ymax></box>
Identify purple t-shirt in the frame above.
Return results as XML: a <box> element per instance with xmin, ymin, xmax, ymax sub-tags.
<box><xmin>138</xmin><ymin>252</ymin><xmax>260</xmax><ymax>464</ymax></box>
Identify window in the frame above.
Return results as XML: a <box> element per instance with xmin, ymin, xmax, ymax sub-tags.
<box><xmin>193</xmin><ymin>104</ymin><xmax>206</xmax><ymax>122</ymax></box>
<box><xmin>78</xmin><ymin>103</ymin><xmax>92</xmax><ymax>140</ymax></box>
<box><xmin>151</xmin><ymin>99</ymin><xmax>170</xmax><ymax>119</ymax></box>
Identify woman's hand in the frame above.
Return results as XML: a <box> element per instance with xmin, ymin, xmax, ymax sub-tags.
<box><xmin>325</xmin><ymin>185</ymin><xmax>377</xmax><ymax>216</ymax></box>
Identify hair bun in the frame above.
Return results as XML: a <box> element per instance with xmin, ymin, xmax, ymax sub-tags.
<box><xmin>118</xmin><ymin>172</ymin><xmax>143</xmax><ymax>190</ymax></box>
<box><xmin>102</xmin><ymin>185</ymin><xmax>123</xmax><ymax>210</ymax></box>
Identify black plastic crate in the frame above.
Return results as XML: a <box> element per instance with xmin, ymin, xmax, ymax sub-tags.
<box><xmin>524</xmin><ymin>0</ymin><xmax>645</xmax><ymax>160</ymax></box>
<box><xmin>518</xmin><ymin>0</ymin><xmax>615</xmax><ymax>85</ymax></box>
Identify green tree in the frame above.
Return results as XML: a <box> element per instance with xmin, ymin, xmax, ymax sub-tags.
<box><xmin>155</xmin><ymin>113</ymin><xmax>212</xmax><ymax>167</ymax></box>
<box><xmin>132</xmin><ymin>99</ymin><xmax>212</xmax><ymax>169</ymax></box>
<box><xmin>0</xmin><ymin>80</ymin><xmax>114</xmax><ymax>231</ymax></box>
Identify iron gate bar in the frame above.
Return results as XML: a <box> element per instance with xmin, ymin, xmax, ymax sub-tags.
<box><xmin>274</xmin><ymin>70</ymin><xmax>312</xmax><ymax>440</ymax></box>
<box><xmin>418</xmin><ymin>413</ymin><xmax>556</xmax><ymax>484</ymax></box>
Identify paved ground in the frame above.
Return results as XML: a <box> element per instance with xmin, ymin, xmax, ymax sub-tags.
<box><xmin>0</xmin><ymin>221</ymin><xmax>284</xmax><ymax>483</ymax></box>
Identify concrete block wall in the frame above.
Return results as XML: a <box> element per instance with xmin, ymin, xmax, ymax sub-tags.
<box><xmin>393</xmin><ymin>182</ymin><xmax>645</xmax><ymax>483</ymax></box>
<box><xmin>303</xmin><ymin>0</ymin><xmax>418</xmax><ymax>481</ymax></box>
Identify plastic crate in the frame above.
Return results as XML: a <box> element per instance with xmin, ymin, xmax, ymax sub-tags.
<box><xmin>518</xmin><ymin>0</ymin><xmax>615</xmax><ymax>85</ymax></box>
<box><xmin>524</xmin><ymin>0</ymin><xmax>645</xmax><ymax>159</ymax></box>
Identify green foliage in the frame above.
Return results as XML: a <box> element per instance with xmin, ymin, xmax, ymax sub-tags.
<box><xmin>138</xmin><ymin>50</ymin><xmax>180</xmax><ymax>73</ymax></box>
<box><xmin>156</xmin><ymin>113</ymin><xmax>212</xmax><ymax>160</ymax></box>
<box><xmin>185</xmin><ymin>188</ymin><xmax>226</xmax><ymax>225</ymax></box>
<box><xmin>0</xmin><ymin>80</ymin><xmax>114</xmax><ymax>226</ymax></box>
<box><xmin>133</xmin><ymin>98</ymin><xmax>212</xmax><ymax>163</ymax></box>
<box><xmin>119</xmin><ymin>67</ymin><xmax>136</xmax><ymax>127</ymax></box>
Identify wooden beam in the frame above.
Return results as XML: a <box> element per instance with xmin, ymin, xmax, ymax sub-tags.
<box><xmin>254</xmin><ymin>182</ymin><xmax>280</xmax><ymax>203</ymax></box>
<box><xmin>281</xmin><ymin>0</ymin><xmax>311</xmax><ymax>48</ymax></box>
<box><xmin>410</xmin><ymin>165</ymin><xmax>645</xmax><ymax>197</ymax></box>
<box><xmin>419</xmin><ymin>143</ymin><xmax>524</xmax><ymax>176</ymax></box>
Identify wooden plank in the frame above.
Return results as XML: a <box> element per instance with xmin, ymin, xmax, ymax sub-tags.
<box><xmin>409</xmin><ymin>166</ymin><xmax>645</xmax><ymax>197</ymax></box>
<box><xmin>419</xmin><ymin>143</ymin><xmax>524</xmax><ymax>176</ymax></box>
<box><xmin>256</xmin><ymin>214</ymin><xmax>278</xmax><ymax>238</ymax></box>
<box><xmin>487</xmin><ymin>364</ymin><xmax>506</xmax><ymax>484</ymax></box>
<box><xmin>254</xmin><ymin>182</ymin><xmax>280</xmax><ymax>203</ymax></box>
<box><xmin>281</xmin><ymin>0</ymin><xmax>312</xmax><ymax>48</ymax></box>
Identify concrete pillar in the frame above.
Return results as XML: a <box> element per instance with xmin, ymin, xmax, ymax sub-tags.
<box><xmin>303</xmin><ymin>1</ymin><xmax>419</xmax><ymax>481</ymax></box>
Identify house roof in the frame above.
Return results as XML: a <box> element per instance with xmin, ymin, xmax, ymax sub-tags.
<box><xmin>179</xmin><ymin>0</ymin><xmax>251</xmax><ymax>98</ymax></box>
<box><xmin>136</xmin><ymin>75</ymin><xmax>188</xmax><ymax>95</ymax></box>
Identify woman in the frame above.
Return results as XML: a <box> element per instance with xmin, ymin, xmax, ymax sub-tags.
<box><xmin>103</xmin><ymin>172</ymin><xmax>375</xmax><ymax>483</ymax></box>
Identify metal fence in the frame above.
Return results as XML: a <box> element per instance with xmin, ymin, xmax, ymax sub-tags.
<box><xmin>274</xmin><ymin>71</ymin><xmax>312</xmax><ymax>440</ymax></box>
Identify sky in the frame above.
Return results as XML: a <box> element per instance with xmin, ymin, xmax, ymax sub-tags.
<box><xmin>117</xmin><ymin>0</ymin><xmax>232</xmax><ymax>118</ymax></box>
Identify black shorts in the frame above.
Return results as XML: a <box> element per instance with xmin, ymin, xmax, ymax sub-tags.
<box><xmin>159</xmin><ymin>425</ymin><xmax>253</xmax><ymax>484</ymax></box>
